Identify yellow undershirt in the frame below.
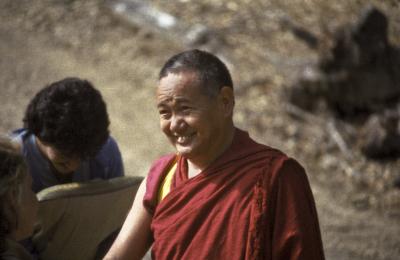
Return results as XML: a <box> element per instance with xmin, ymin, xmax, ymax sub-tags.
<box><xmin>158</xmin><ymin>162</ymin><xmax>177</xmax><ymax>203</ymax></box>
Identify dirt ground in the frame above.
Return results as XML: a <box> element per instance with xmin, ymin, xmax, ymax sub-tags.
<box><xmin>1</xmin><ymin>0</ymin><xmax>400</xmax><ymax>259</ymax></box>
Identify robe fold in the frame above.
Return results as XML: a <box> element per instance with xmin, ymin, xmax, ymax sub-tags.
<box><xmin>144</xmin><ymin>128</ymin><xmax>325</xmax><ymax>260</ymax></box>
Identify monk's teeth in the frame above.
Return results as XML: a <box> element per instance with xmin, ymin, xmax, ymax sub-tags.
<box><xmin>177</xmin><ymin>136</ymin><xmax>191</xmax><ymax>144</ymax></box>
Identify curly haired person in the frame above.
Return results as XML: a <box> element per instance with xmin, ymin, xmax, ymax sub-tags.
<box><xmin>12</xmin><ymin>77</ymin><xmax>124</xmax><ymax>193</ymax></box>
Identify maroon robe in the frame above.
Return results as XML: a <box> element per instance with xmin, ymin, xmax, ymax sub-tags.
<box><xmin>144</xmin><ymin>129</ymin><xmax>325</xmax><ymax>260</ymax></box>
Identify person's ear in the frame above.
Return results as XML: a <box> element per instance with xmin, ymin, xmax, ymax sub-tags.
<box><xmin>218</xmin><ymin>86</ymin><xmax>235</xmax><ymax>116</ymax></box>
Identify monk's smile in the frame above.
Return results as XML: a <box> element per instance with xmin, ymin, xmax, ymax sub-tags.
<box><xmin>174</xmin><ymin>132</ymin><xmax>196</xmax><ymax>145</ymax></box>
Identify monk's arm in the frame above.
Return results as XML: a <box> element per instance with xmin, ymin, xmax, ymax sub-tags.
<box><xmin>104</xmin><ymin>178</ymin><xmax>152</xmax><ymax>260</ymax></box>
<box><xmin>271</xmin><ymin>159</ymin><xmax>325</xmax><ymax>260</ymax></box>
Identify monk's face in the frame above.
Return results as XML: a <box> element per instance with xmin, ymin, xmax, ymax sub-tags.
<box><xmin>157</xmin><ymin>71</ymin><xmax>233</xmax><ymax>166</ymax></box>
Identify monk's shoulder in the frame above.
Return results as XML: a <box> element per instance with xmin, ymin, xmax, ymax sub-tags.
<box><xmin>144</xmin><ymin>154</ymin><xmax>176</xmax><ymax>213</ymax></box>
<box><xmin>257</xmin><ymin>146</ymin><xmax>308</xmax><ymax>186</ymax></box>
<box><xmin>146</xmin><ymin>154</ymin><xmax>178</xmax><ymax>192</ymax></box>
<box><xmin>254</xmin><ymin>144</ymin><xmax>307</xmax><ymax>180</ymax></box>
<box><xmin>256</xmin><ymin>143</ymin><xmax>288</xmax><ymax>164</ymax></box>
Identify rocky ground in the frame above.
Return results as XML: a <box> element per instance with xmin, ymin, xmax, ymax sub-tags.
<box><xmin>1</xmin><ymin>0</ymin><xmax>399</xmax><ymax>259</ymax></box>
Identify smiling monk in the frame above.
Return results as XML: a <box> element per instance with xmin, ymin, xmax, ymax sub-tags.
<box><xmin>105</xmin><ymin>49</ymin><xmax>325</xmax><ymax>260</ymax></box>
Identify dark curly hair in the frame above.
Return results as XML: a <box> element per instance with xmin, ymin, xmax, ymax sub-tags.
<box><xmin>23</xmin><ymin>77</ymin><xmax>110</xmax><ymax>158</ymax></box>
<box><xmin>0</xmin><ymin>136</ymin><xmax>26</xmax><ymax>252</ymax></box>
<box><xmin>159</xmin><ymin>49</ymin><xmax>233</xmax><ymax>97</ymax></box>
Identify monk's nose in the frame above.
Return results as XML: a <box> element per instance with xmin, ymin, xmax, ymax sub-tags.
<box><xmin>170</xmin><ymin>115</ymin><xmax>186</xmax><ymax>132</ymax></box>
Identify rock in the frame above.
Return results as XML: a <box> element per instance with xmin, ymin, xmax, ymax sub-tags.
<box><xmin>394</xmin><ymin>177</ymin><xmax>400</xmax><ymax>189</ymax></box>
<box><xmin>105</xmin><ymin>0</ymin><xmax>223</xmax><ymax>50</ymax></box>
<box><xmin>288</xmin><ymin>5</ymin><xmax>400</xmax><ymax>119</ymax></box>
<box><xmin>361</xmin><ymin>107</ymin><xmax>400</xmax><ymax>159</ymax></box>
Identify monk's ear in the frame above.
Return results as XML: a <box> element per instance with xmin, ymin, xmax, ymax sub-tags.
<box><xmin>218</xmin><ymin>86</ymin><xmax>235</xmax><ymax>116</ymax></box>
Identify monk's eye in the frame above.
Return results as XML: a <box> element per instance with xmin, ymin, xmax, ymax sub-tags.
<box><xmin>180</xmin><ymin>106</ymin><xmax>192</xmax><ymax>114</ymax></box>
<box><xmin>159</xmin><ymin>110</ymin><xmax>171</xmax><ymax>119</ymax></box>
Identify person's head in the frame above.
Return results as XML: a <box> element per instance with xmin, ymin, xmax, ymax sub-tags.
<box><xmin>23</xmin><ymin>77</ymin><xmax>110</xmax><ymax>174</ymax></box>
<box><xmin>0</xmin><ymin>136</ymin><xmax>38</xmax><ymax>247</ymax></box>
<box><xmin>157</xmin><ymin>49</ymin><xmax>235</xmax><ymax>168</ymax></box>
